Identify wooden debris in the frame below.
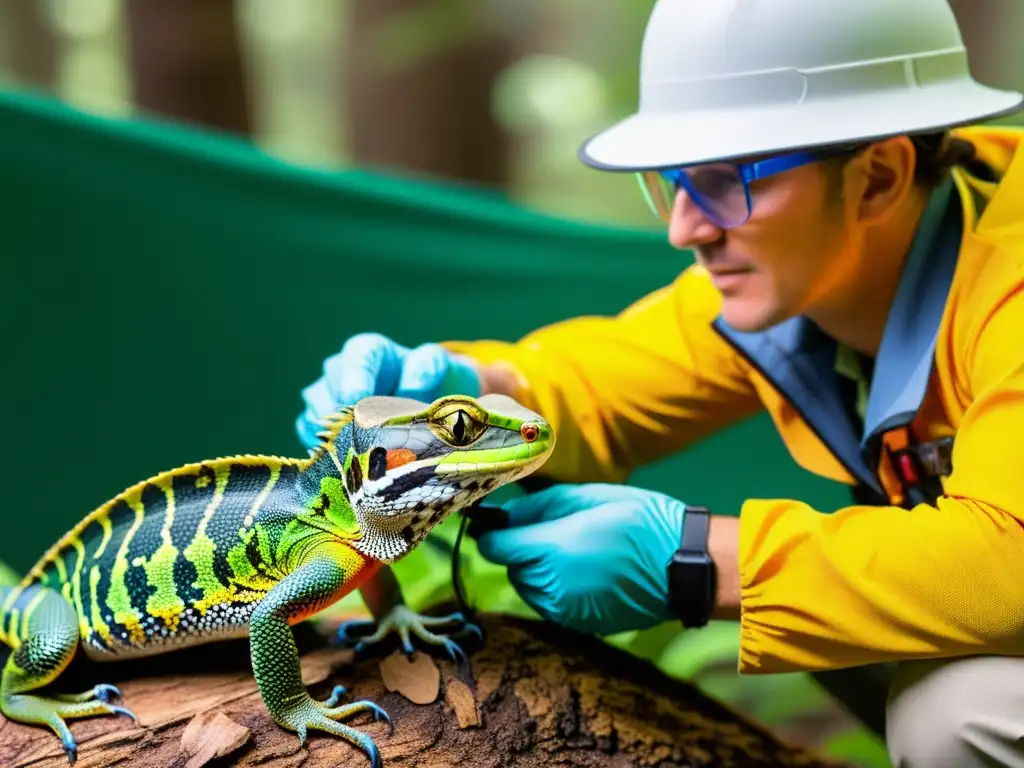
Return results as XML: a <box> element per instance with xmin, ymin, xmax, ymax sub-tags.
<box><xmin>378</xmin><ymin>651</ymin><xmax>440</xmax><ymax>705</ymax></box>
<box><xmin>179</xmin><ymin>710</ymin><xmax>251</xmax><ymax>768</ymax></box>
<box><xmin>444</xmin><ymin>678</ymin><xmax>480</xmax><ymax>729</ymax></box>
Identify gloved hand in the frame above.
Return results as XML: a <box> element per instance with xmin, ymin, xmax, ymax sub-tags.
<box><xmin>472</xmin><ymin>483</ymin><xmax>688</xmax><ymax>636</ymax></box>
<box><xmin>295</xmin><ymin>332</ymin><xmax>481</xmax><ymax>450</ymax></box>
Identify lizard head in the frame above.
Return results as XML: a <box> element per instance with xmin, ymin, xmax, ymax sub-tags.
<box><xmin>336</xmin><ymin>393</ymin><xmax>554</xmax><ymax>562</ymax></box>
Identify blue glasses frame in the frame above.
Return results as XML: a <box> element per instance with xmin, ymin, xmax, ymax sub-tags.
<box><xmin>639</xmin><ymin>145</ymin><xmax>864</xmax><ymax>228</ymax></box>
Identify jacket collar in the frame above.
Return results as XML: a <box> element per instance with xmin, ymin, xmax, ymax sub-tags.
<box><xmin>712</xmin><ymin>178</ymin><xmax>962</xmax><ymax>493</ymax></box>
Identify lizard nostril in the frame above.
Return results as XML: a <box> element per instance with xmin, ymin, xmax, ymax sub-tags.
<box><xmin>520</xmin><ymin>423</ymin><xmax>540</xmax><ymax>443</ymax></box>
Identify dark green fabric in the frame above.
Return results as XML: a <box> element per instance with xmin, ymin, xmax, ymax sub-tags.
<box><xmin>0</xmin><ymin>87</ymin><xmax>846</xmax><ymax>573</ymax></box>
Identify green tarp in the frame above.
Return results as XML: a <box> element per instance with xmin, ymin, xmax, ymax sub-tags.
<box><xmin>0</xmin><ymin>87</ymin><xmax>846</xmax><ymax>575</ymax></box>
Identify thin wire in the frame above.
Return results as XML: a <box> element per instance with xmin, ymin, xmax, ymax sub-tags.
<box><xmin>451</xmin><ymin>509</ymin><xmax>476</xmax><ymax>623</ymax></box>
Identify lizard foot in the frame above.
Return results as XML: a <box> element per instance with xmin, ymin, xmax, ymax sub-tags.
<box><xmin>336</xmin><ymin>605</ymin><xmax>482</xmax><ymax>667</ymax></box>
<box><xmin>53</xmin><ymin>683</ymin><xmax>124</xmax><ymax>705</ymax></box>
<box><xmin>1</xmin><ymin>689</ymin><xmax>137</xmax><ymax>765</ymax></box>
<box><xmin>277</xmin><ymin>694</ymin><xmax>392</xmax><ymax>768</ymax></box>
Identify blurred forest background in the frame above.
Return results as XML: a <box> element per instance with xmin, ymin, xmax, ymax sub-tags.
<box><xmin>0</xmin><ymin>0</ymin><xmax>668</xmax><ymax>226</ymax></box>
<box><xmin>0</xmin><ymin>1</ymin><xmax>1022</xmax><ymax>767</ymax></box>
<box><xmin>7</xmin><ymin>0</ymin><xmax>1017</xmax><ymax>226</ymax></box>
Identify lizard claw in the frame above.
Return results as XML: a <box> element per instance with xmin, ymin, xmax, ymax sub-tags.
<box><xmin>442</xmin><ymin>639</ymin><xmax>470</xmax><ymax>669</ymax></box>
<box><xmin>278</xmin><ymin>696</ymin><xmax>391</xmax><ymax>767</ymax></box>
<box><xmin>344</xmin><ymin>605</ymin><xmax>481</xmax><ymax>669</ymax></box>
<box><xmin>110</xmin><ymin>705</ymin><xmax>138</xmax><ymax>723</ymax></box>
<box><xmin>323</xmin><ymin>685</ymin><xmax>348</xmax><ymax>708</ymax></box>
<box><xmin>5</xmin><ymin>682</ymin><xmax>139</xmax><ymax>765</ymax></box>
<box><xmin>421</xmin><ymin>611</ymin><xmax>484</xmax><ymax>645</ymax></box>
<box><xmin>348</xmin><ymin>701</ymin><xmax>393</xmax><ymax>737</ymax></box>
<box><xmin>62</xmin><ymin>736</ymin><xmax>77</xmax><ymax>766</ymax></box>
<box><xmin>93</xmin><ymin>684</ymin><xmax>122</xmax><ymax>704</ymax></box>
<box><xmin>335</xmin><ymin>618</ymin><xmax>377</xmax><ymax>647</ymax></box>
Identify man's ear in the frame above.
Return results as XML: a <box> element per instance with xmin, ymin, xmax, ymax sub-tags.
<box><xmin>849</xmin><ymin>136</ymin><xmax>919</xmax><ymax>226</ymax></box>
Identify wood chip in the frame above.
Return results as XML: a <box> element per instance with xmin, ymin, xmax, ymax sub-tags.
<box><xmin>178</xmin><ymin>710</ymin><xmax>251</xmax><ymax>768</ymax></box>
<box><xmin>379</xmin><ymin>651</ymin><xmax>440</xmax><ymax>705</ymax></box>
<box><xmin>445</xmin><ymin>678</ymin><xmax>480</xmax><ymax>729</ymax></box>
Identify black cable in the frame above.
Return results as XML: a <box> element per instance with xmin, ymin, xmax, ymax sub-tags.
<box><xmin>450</xmin><ymin>478</ymin><xmax>555</xmax><ymax>625</ymax></box>
<box><xmin>451</xmin><ymin>510</ymin><xmax>476</xmax><ymax>624</ymax></box>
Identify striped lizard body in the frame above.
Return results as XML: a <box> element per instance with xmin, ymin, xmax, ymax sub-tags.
<box><xmin>0</xmin><ymin>393</ymin><xmax>553</xmax><ymax>766</ymax></box>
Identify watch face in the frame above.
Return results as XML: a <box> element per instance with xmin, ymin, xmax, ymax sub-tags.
<box><xmin>667</xmin><ymin>552</ymin><xmax>715</xmax><ymax>629</ymax></box>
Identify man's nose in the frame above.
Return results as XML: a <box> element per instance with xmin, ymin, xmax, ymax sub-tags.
<box><xmin>668</xmin><ymin>188</ymin><xmax>723</xmax><ymax>250</ymax></box>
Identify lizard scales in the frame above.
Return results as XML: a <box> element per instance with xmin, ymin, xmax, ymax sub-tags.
<box><xmin>0</xmin><ymin>393</ymin><xmax>554</xmax><ymax>766</ymax></box>
<box><xmin>7</xmin><ymin>456</ymin><xmax>339</xmax><ymax>660</ymax></box>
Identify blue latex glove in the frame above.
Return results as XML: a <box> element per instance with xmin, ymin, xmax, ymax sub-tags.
<box><xmin>472</xmin><ymin>483</ymin><xmax>688</xmax><ymax>636</ymax></box>
<box><xmin>295</xmin><ymin>332</ymin><xmax>481</xmax><ymax>450</ymax></box>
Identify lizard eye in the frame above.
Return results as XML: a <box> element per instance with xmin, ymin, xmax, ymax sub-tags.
<box><xmin>436</xmin><ymin>409</ymin><xmax>486</xmax><ymax>446</ymax></box>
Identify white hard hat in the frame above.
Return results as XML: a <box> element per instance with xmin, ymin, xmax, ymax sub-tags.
<box><xmin>579</xmin><ymin>0</ymin><xmax>1024</xmax><ymax>171</ymax></box>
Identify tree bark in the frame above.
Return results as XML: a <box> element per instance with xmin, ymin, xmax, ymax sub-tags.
<box><xmin>342</xmin><ymin>0</ymin><xmax>516</xmax><ymax>189</ymax></box>
<box><xmin>1</xmin><ymin>0</ymin><xmax>58</xmax><ymax>90</ymax></box>
<box><xmin>123</xmin><ymin>0</ymin><xmax>252</xmax><ymax>135</ymax></box>
<box><xmin>948</xmin><ymin>0</ymin><xmax>1024</xmax><ymax>98</ymax></box>
<box><xmin>0</xmin><ymin>610</ymin><xmax>847</xmax><ymax>768</ymax></box>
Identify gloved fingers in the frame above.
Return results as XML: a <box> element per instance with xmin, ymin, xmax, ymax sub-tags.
<box><xmin>506</xmin><ymin>572</ymin><xmax>559</xmax><ymax>623</ymax></box>
<box><xmin>394</xmin><ymin>343</ymin><xmax>449</xmax><ymax>401</ymax></box>
<box><xmin>324</xmin><ymin>332</ymin><xmax>406</xmax><ymax>404</ymax></box>
<box><xmin>475</xmin><ymin>511</ymin><xmax>576</xmax><ymax>566</ymax></box>
<box><xmin>464</xmin><ymin>504</ymin><xmax>511</xmax><ymax>538</ymax></box>
<box><xmin>498</xmin><ymin>482</ymin><xmax>644</xmax><ymax>527</ymax></box>
<box><xmin>439</xmin><ymin>353</ymin><xmax>482</xmax><ymax>398</ymax></box>
<box><xmin>295</xmin><ymin>416</ymin><xmax>323</xmax><ymax>452</ymax></box>
<box><xmin>296</xmin><ymin>379</ymin><xmax>337</xmax><ymax>449</ymax></box>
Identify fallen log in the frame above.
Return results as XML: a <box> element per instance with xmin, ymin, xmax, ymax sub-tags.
<box><xmin>0</xmin><ymin>610</ymin><xmax>848</xmax><ymax>767</ymax></box>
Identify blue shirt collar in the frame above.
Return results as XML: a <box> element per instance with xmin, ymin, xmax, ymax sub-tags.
<box><xmin>712</xmin><ymin>177</ymin><xmax>962</xmax><ymax>493</ymax></box>
<box><xmin>861</xmin><ymin>178</ymin><xmax>958</xmax><ymax>443</ymax></box>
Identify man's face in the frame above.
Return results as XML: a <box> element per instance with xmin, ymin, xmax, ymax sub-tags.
<box><xmin>668</xmin><ymin>159</ymin><xmax>852</xmax><ymax>332</ymax></box>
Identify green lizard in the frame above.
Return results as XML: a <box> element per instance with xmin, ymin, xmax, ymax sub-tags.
<box><xmin>0</xmin><ymin>393</ymin><xmax>553</xmax><ymax>766</ymax></box>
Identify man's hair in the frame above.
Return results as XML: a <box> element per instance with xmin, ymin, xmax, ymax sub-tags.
<box><xmin>909</xmin><ymin>131</ymin><xmax>978</xmax><ymax>187</ymax></box>
<box><xmin>823</xmin><ymin>130</ymin><xmax>978</xmax><ymax>201</ymax></box>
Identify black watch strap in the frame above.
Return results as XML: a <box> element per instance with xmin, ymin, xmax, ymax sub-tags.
<box><xmin>666</xmin><ymin>505</ymin><xmax>716</xmax><ymax>629</ymax></box>
<box><xmin>680</xmin><ymin>504</ymin><xmax>710</xmax><ymax>554</ymax></box>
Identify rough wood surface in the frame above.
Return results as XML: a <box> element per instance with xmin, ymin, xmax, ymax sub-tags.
<box><xmin>0</xmin><ymin>611</ymin><xmax>848</xmax><ymax>768</ymax></box>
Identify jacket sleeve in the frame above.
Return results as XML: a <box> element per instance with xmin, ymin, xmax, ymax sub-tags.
<box><xmin>441</xmin><ymin>265</ymin><xmax>764</xmax><ymax>483</ymax></box>
<box><xmin>737</xmin><ymin>281</ymin><xmax>1024</xmax><ymax>675</ymax></box>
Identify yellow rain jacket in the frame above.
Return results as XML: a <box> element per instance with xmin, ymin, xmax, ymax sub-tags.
<box><xmin>443</xmin><ymin>126</ymin><xmax>1024</xmax><ymax>676</ymax></box>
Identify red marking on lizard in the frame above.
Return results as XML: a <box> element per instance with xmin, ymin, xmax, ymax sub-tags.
<box><xmin>386</xmin><ymin>449</ymin><xmax>417</xmax><ymax>470</ymax></box>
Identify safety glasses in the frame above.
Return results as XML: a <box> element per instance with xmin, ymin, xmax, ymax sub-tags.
<box><xmin>636</xmin><ymin>146</ymin><xmax>864</xmax><ymax>229</ymax></box>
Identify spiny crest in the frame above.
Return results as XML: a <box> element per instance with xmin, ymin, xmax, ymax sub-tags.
<box><xmin>306</xmin><ymin>406</ymin><xmax>355</xmax><ymax>463</ymax></box>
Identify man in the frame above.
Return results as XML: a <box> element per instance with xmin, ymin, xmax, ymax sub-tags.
<box><xmin>297</xmin><ymin>1</ymin><xmax>1024</xmax><ymax>764</ymax></box>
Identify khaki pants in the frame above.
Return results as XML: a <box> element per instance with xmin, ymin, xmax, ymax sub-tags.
<box><xmin>886</xmin><ymin>656</ymin><xmax>1024</xmax><ymax>767</ymax></box>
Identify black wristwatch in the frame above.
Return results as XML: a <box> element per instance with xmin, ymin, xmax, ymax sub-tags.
<box><xmin>666</xmin><ymin>505</ymin><xmax>717</xmax><ymax>628</ymax></box>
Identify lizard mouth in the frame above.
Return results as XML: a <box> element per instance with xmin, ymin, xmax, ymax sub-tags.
<box><xmin>432</xmin><ymin>437</ymin><xmax>554</xmax><ymax>477</ymax></box>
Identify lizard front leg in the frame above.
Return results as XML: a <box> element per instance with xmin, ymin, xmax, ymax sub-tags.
<box><xmin>334</xmin><ymin>566</ymin><xmax>482</xmax><ymax>666</ymax></box>
<box><xmin>250</xmin><ymin>544</ymin><xmax>392</xmax><ymax>767</ymax></box>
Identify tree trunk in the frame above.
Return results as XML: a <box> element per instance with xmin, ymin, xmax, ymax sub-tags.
<box><xmin>123</xmin><ymin>0</ymin><xmax>252</xmax><ymax>135</ymax></box>
<box><xmin>0</xmin><ymin>610</ymin><xmax>847</xmax><ymax>767</ymax></box>
<box><xmin>949</xmin><ymin>0</ymin><xmax>1024</xmax><ymax>100</ymax></box>
<box><xmin>1</xmin><ymin>0</ymin><xmax>58</xmax><ymax>89</ymax></box>
<box><xmin>342</xmin><ymin>0</ymin><xmax>515</xmax><ymax>189</ymax></box>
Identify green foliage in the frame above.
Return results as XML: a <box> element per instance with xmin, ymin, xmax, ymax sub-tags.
<box><xmin>824</xmin><ymin>730</ymin><xmax>893</xmax><ymax>768</ymax></box>
<box><xmin>0</xmin><ymin>560</ymin><xmax>19</xmax><ymax>587</ymax></box>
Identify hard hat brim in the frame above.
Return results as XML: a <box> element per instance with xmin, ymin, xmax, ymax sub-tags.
<box><xmin>578</xmin><ymin>81</ymin><xmax>1024</xmax><ymax>171</ymax></box>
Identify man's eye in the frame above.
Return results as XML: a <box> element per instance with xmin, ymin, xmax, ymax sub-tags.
<box><xmin>691</xmin><ymin>168</ymin><xmax>740</xmax><ymax>197</ymax></box>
